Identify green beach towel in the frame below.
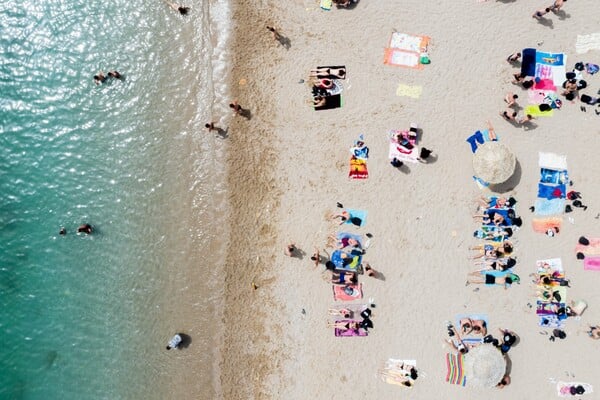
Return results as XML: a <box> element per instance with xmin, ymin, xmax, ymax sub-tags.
<box><xmin>525</xmin><ymin>105</ymin><xmax>554</xmax><ymax>117</ymax></box>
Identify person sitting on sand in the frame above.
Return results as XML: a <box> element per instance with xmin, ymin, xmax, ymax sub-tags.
<box><xmin>506</xmin><ymin>52</ymin><xmax>521</xmax><ymax>63</ymax></box>
<box><xmin>466</xmin><ymin>271</ymin><xmax>520</xmax><ymax>289</ymax></box>
<box><xmin>504</xmin><ymin>92</ymin><xmax>518</xmax><ymax>107</ymax></box>
<box><xmin>587</xmin><ymin>325</ymin><xmax>600</xmax><ymax>340</ymax></box>
<box><xmin>163</xmin><ymin>0</ymin><xmax>190</xmax><ymax>15</ymax></box>
<box><xmin>363</xmin><ymin>262</ymin><xmax>377</xmax><ymax>278</ymax></box>
<box><xmin>166</xmin><ymin>333</ymin><xmax>182</xmax><ymax>350</ymax></box>
<box><xmin>459</xmin><ymin>318</ymin><xmax>487</xmax><ymax>336</ymax></box>
<box><xmin>310</xmin><ymin>247</ymin><xmax>321</xmax><ymax>267</ymax></box>
<box><xmin>497</xmin><ymin>374</ymin><xmax>511</xmax><ymax>389</ymax></box>
<box><xmin>500</xmin><ymin>109</ymin><xmax>517</xmax><ymax>122</ymax></box>
<box><xmin>519</xmin><ymin>114</ymin><xmax>535</xmax><ymax>124</ymax></box>
<box><xmin>445</xmin><ymin>323</ymin><xmax>469</xmax><ymax>354</ymax></box>
<box><xmin>417</xmin><ymin>147</ymin><xmax>433</xmax><ymax>163</ymax></box>
<box><xmin>284</xmin><ymin>242</ymin><xmax>296</xmax><ymax>257</ymax></box>
<box><xmin>512</xmin><ymin>72</ymin><xmax>526</xmax><ymax>84</ymax></box>
<box><xmin>313</xmin><ymin>95</ymin><xmax>327</xmax><ymax>107</ymax></box>
<box><xmin>496</xmin><ymin>328</ymin><xmax>517</xmax><ymax>354</ymax></box>
<box><xmin>309</xmin><ymin>67</ymin><xmax>346</xmax><ymax>79</ymax></box>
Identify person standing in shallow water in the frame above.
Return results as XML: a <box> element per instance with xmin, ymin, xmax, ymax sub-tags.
<box><xmin>163</xmin><ymin>0</ymin><xmax>190</xmax><ymax>15</ymax></box>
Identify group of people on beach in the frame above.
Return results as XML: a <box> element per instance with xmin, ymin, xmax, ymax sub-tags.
<box><xmin>532</xmin><ymin>0</ymin><xmax>566</xmax><ymax>20</ymax></box>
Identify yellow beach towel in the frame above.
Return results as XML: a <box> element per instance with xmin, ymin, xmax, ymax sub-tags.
<box><xmin>525</xmin><ymin>105</ymin><xmax>554</xmax><ymax>117</ymax></box>
<box><xmin>396</xmin><ymin>84</ymin><xmax>422</xmax><ymax>98</ymax></box>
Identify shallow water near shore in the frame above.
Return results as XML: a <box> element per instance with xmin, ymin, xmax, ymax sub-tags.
<box><xmin>0</xmin><ymin>0</ymin><xmax>230</xmax><ymax>398</ymax></box>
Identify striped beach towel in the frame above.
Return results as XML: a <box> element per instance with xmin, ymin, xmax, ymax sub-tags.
<box><xmin>445</xmin><ymin>353</ymin><xmax>466</xmax><ymax>386</ymax></box>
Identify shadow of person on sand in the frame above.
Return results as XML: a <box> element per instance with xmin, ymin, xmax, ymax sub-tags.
<box><xmin>277</xmin><ymin>35</ymin><xmax>291</xmax><ymax>50</ymax></box>
<box><xmin>215</xmin><ymin>127</ymin><xmax>229</xmax><ymax>139</ymax></box>
<box><xmin>536</xmin><ymin>17</ymin><xmax>554</xmax><ymax>29</ymax></box>
<box><xmin>553</xmin><ymin>10</ymin><xmax>570</xmax><ymax>21</ymax></box>
<box><xmin>521</xmin><ymin>121</ymin><xmax>538</xmax><ymax>131</ymax></box>
<box><xmin>239</xmin><ymin>108</ymin><xmax>252</xmax><ymax>120</ymax></box>
<box><xmin>178</xmin><ymin>333</ymin><xmax>192</xmax><ymax>349</ymax></box>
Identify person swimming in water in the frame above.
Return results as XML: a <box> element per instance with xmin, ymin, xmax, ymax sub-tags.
<box><xmin>77</xmin><ymin>224</ymin><xmax>93</xmax><ymax>234</ymax></box>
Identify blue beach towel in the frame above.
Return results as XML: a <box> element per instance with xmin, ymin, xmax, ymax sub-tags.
<box><xmin>331</xmin><ymin>249</ymin><xmax>362</xmax><ymax>272</ymax></box>
<box><xmin>521</xmin><ymin>48</ymin><xmax>536</xmax><ymax>77</ymax></box>
<box><xmin>534</xmin><ymin>198</ymin><xmax>566</xmax><ymax>215</ymax></box>
<box><xmin>538</xmin><ymin>183</ymin><xmax>566</xmax><ymax>200</ymax></box>
<box><xmin>540</xmin><ymin>168</ymin><xmax>569</xmax><ymax>185</ymax></box>
<box><xmin>466</xmin><ymin>131</ymin><xmax>485</xmax><ymax>153</ymax></box>
<box><xmin>336</xmin><ymin>232</ymin><xmax>364</xmax><ymax>247</ymax></box>
<box><xmin>344</xmin><ymin>209</ymin><xmax>367</xmax><ymax>227</ymax></box>
<box><xmin>483</xmin><ymin>208</ymin><xmax>513</xmax><ymax>227</ymax></box>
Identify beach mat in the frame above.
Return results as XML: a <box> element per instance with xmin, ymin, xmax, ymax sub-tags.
<box><xmin>557</xmin><ymin>381</ymin><xmax>593</xmax><ymax>397</ymax></box>
<box><xmin>315</xmin><ymin>94</ymin><xmax>342</xmax><ymax>111</ymax></box>
<box><xmin>396</xmin><ymin>83</ymin><xmax>422</xmax><ymax>98</ymax></box>
<box><xmin>525</xmin><ymin>105</ymin><xmax>554</xmax><ymax>117</ymax></box>
<box><xmin>534</xmin><ymin>198</ymin><xmax>565</xmax><ymax>216</ymax></box>
<box><xmin>333</xmin><ymin>283</ymin><xmax>363</xmax><ymax>301</ymax></box>
<box><xmin>331</xmin><ymin>249</ymin><xmax>362</xmax><ymax>272</ymax></box>
<box><xmin>343</xmin><ymin>208</ymin><xmax>367</xmax><ymax>226</ymax></box>
<box><xmin>320</xmin><ymin>0</ymin><xmax>332</xmax><ymax>10</ymax></box>
<box><xmin>466</xmin><ymin>129</ymin><xmax>497</xmax><ymax>153</ymax></box>
<box><xmin>575</xmin><ymin>238</ymin><xmax>600</xmax><ymax>257</ymax></box>
<box><xmin>539</xmin><ymin>152</ymin><xmax>568</xmax><ymax>171</ymax></box>
<box><xmin>349</xmin><ymin>157</ymin><xmax>368</xmax><ymax>179</ymax></box>
<box><xmin>336</xmin><ymin>232</ymin><xmax>364</xmax><ymax>248</ymax></box>
<box><xmin>539</xmin><ymin>315</ymin><xmax>563</xmax><ymax>328</ymax></box>
<box><xmin>334</xmin><ymin>320</ymin><xmax>368</xmax><ymax>337</ymax></box>
<box><xmin>536</xmin><ymin>258</ymin><xmax>564</xmax><ymax>274</ymax></box>
<box><xmin>532</xmin><ymin>217</ymin><xmax>562</xmax><ymax>234</ymax></box>
<box><xmin>389</xmin><ymin>140</ymin><xmax>419</xmax><ymax>163</ymax></box>
<box><xmin>538</xmin><ymin>183</ymin><xmax>566</xmax><ymax>199</ymax></box>
<box><xmin>584</xmin><ymin>257</ymin><xmax>600</xmax><ymax>271</ymax></box>
<box><xmin>384</xmin><ymin>32</ymin><xmax>430</xmax><ymax>69</ymax></box>
<box><xmin>535</xmin><ymin>51</ymin><xmax>567</xmax><ymax>87</ymax></box>
<box><xmin>445</xmin><ymin>353</ymin><xmax>466</xmax><ymax>386</ymax></box>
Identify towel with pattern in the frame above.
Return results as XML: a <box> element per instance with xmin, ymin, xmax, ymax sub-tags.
<box><xmin>445</xmin><ymin>353</ymin><xmax>466</xmax><ymax>386</ymax></box>
<box><xmin>333</xmin><ymin>283</ymin><xmax>363</xmax><ymax>301</ymax></box>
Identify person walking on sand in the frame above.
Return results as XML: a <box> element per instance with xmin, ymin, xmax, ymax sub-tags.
<box><xmin>532</xmin><ymin>7</ymin><xmax>551</xmax><ymax>19</ymax></box>
<box><xmin>551</xmin><ymin>0</ymin><xmax>566</xmax><ymax>12</ymax></box>
<box><xmin>363</xmin><ymin>262</ymin><xmax>378</xmax><ymax>278</ymax></box>
<box><xmin>163</xmin><ymin>0</ymin><xmax>190</xmax><ymax>15</ymax></box>
<box><xmin>229</xmin><ymin>100</ymin><xmax>243</xmax><ymax>115</ymax></box>
<box><xmin>266</xmin><ymin>26</ymin><xmax>282</xmax><ymax>42</ymax></box>
<box><xmin>310</xmin><ymin>247</ymin><xmax>321</xmax><ymax>267</ymax></box>
<box><xmin>205</xmin><ymin>122</ymin><xmax>218</xmax><ymax>132</ymax></box>
<box><xmin>504</xmin><ymin>92</ymin><xmax>518</xmax><ymax>107</ymax></box>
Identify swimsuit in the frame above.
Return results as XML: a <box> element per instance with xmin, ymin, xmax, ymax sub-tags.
<box><xmin>485</xmin><ymin>274</ymin><xmax>496</xmax><ymax>285</ymax></box>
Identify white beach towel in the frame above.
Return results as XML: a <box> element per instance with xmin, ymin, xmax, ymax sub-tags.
<box><xmin>575</xmin><ymin>33</ymin><xmax>600</xmax><ymax>54</ymax></box>
<box><xmin>539</xmin><ymin>152</ymin><xmax>568</xmax><ymax>171</ymax></box>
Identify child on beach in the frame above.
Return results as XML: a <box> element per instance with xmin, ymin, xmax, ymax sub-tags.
<box><xmin>532</xmin><ymin>7</ymin><xmax>551</xmax><ymax>19</ymax></box>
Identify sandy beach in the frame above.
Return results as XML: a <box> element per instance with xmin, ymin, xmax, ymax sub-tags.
<box><xmin>221</xmin><ymin>0</ymin><xmax>600</xmax><ymax>398</ymax></box>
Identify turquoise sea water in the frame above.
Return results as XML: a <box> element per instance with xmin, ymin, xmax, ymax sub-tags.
<box><xmin>0</xmin><ymin>1</ymin><xmax>230</xmax><ymax>399</ymax></box>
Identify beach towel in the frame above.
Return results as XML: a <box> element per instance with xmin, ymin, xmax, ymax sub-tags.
<box><xmin>540</xmin><ymin>168</ymin><xmax>569</xmax><ymax>185</ymax></box>
<box><xmin>343</xmin><ymin>208</ymin><xmax>367</xmax><ymax>226</ymax></box>
<box><xmin>334</xmin><ymin>320</ymin><xmax>368</xmax><ymax>337</ymax></box>
<box><xmin>536</xmin><ymin>258</ymin><xmax>564</xmax><ymax>274</ymax></box>
<box><xmin>534</xmin><ymin>199</ymin><xmax>565</xmax><ymax>215</ymax></box>
<box><xmin>331</xmin><ymin>249</ymin><xmax>362</xmax><ymax>272</ymax></box>
<box><xmin>538</xmin><ymin>183</ymin><xmax>566</xmax><ymax>199</ymax></box>
<box><xmin>396</xmin><ymin>83</ymin><xmax>422</xmax><ymax>98</ymax></box>
<box><xmin>333</xmin><ymin>283</ymin><xmax>363</xmax><ymax>301</ymax></box>
<box><xmin>534</xmin><ymin>79</ymin><xmax>556</xmax><ymax>91</ymax></box>
<box><xmin>473</xmin><ymin>225</ymin><xmax>508</xmax><ymax>242</ymax></box>
<box><xmin>585</xmin><ymin>63</ymin><xmax>599</xmax><ymax>74</ymax></box>
<box><xmin>379</xmin><ymin>359</ymin><xmax>417</xmax><ymax>387</ymax></box>
<box><xmin>537</xmin><ymin>286</ymin><xmax>567</xmax><ymax>303</ymax></box>
<box><xmin>384</xmin><ymin>32</ymin><xmax>430</xmax><ymax>69</ymax></box>
<box><xmin>528</xmin><ymin>89</ymin><xmax>556</xmax><ymax>105</ymax></box>
<box><xmin>466</xmin><ymin>129</ymin><xmax>497</xmax><ymax>153</ymax></box>
<box><xmin>349</xmin><ymin>157</ymin><xmax>368</xmax><ymax>179</ymax></box>
<box><xmin>536</xmin><ymin>301</ymin><xmax>566</xmax><ymax>316</ymax></box>
<box><xmin>584</xmin><ymin>257</ymin><xmax>600</xmax><ymax>271</ymax></box>
<box><xmin>557</xmin><ymin>381</ymin><xmax>593</xmax><ymax>397</ymax></box>
<box><xmin>535</xmin><ymin>51</ymin><xmax>567</xmax><ymax>87</ymax></box>
<box><xmin>539</xmin><ymin>152</ymin><xmax>568</xmax><ymax>171</ymax></box>
<box><xmin>576</xmin><ymin>33</ymin><xmax>600</xmax><ymax>54</ymax></box>
<box><xmin>315</xmin><ymin>94</ymin><xmax>342</xmax><ymax>110</ymax></box>
<box><xmin>445</xmin><ymin>353</ymin><xmax>466</xmax><ymax>386</ymax></box>
<box><xmin>320</xmin><ymin>0</ymin><xmax>332</xmax><ymax>10</ymax></box>
<box><xmin>575</xmin><ymin>238</ymin><xmax>600</xmax><ymax>257</ymax></box>
<box><xmin>390</xmin><ymin>129</ymin><xmax>417</xmax><ymax>146</ymax></box>
<box><xmin>539</xmin><ymin>315</ymin><xmax>563</xmax><ymax>328</ymax></box>
<box><xmin>532</xmin><ymin>217</ymin><xmax>562</xmax><ymax>234</ymax></box>
<box><xmin>482</xmin><ymin>208</ymin><xmax>513</xmax><ymax>227</ymax></box>
<box><xmin>473</xmin><ymin>175</ymin><xmax>490</xmax><ymax>190</ymax></box>
<box><xmin>521</xmin><ymin>48</ymin><xmax>536</xmax><ymax>77</ymax></box>
<box><xmin>525</xmin><ymin>104</ymin><xmax>554</xmax><ymax>117</ymax></box>
<box><xmin>350</xmin><ymin>145</ymin><xmax>369</xmax><ymax>160</ymax></box>
<box><xmin>336</xmin><ymin>232</ymin><xmax>364</xmax><ymax>248</ymax></box>
<box><xmin>389</xmin><ymin>139</ymin><xmax>419</xmax><ymax>163</ymax></box>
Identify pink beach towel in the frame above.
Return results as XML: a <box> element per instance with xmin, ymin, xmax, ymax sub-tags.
<box><xmin>333</xmin><ymin>283</ymin><xmax>363</xmax><ymax>301</ymax></box>
<box><xmin>575</xmin><ymin>238</ymin><xmax>600</xmax><ymax>257</ymax></box>
<box><xmin>584</xmin><ymin>257</ymin><xmax>600</xmax><ymax>271</ymax></box>
<box><xmin>334</xmin><ymin>320</ymin><xmax>368</xmax><ymax>337</ymax></box>
<box><xmin>532</xmin><ymin>217</ymin><xmax>562</xmax><ymax>234</ymax></box>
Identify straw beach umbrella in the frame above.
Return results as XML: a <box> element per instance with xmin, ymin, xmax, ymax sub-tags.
<box><xmin>463</xmin><ymin>344</ymin><xmax>506</xmax><ymax>388</ymax></box>
<box><xmin>472</xmin><ymin>142</ymin><xmax>516</xmax><ymax>184</ymax></box>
